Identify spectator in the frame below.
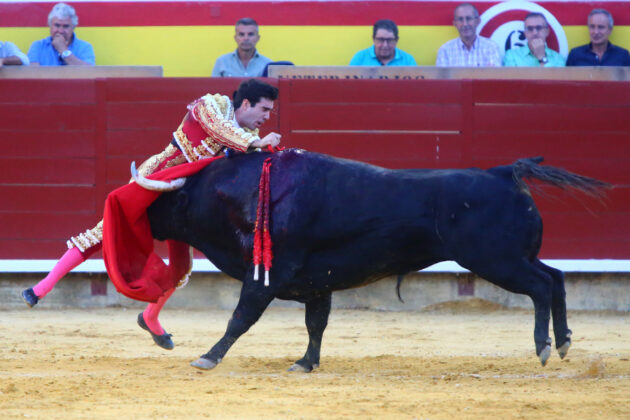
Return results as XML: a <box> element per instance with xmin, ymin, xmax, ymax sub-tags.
<box><xmin>28</xmin><ymin>2</ymin><xmax>95</xmax><ymax>66</ymax></box>
<box><xmin>436</xmin><ymin>3</ymin><xmax>501</xmax><ymax>67</ymax></box>
<box><xmin>212</xmin><ymin>18</ymin><xmax>272</xmax><ymax>77</ymax></box>
<box><xmin>503</xmin><ymin>12</ymin><xmax>565</xmax><ymax>67</ymax></box>
<box><xmin>566</xmin><ymin>9</ymin><xmax>630</xmax><ymax>66</ymax></box>
<box><xmin>350</xmin><ymin>19</ymin><xmax>416</xmax><ymax>66</ymax></box>
<box><xmin>0</xmin><ymin>41</ymin><xmax>29</xmax><ymax>66</ymax></box>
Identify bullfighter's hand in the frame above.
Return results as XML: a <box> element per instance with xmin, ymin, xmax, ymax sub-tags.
<box><xmin>253</xmin><ymin>132</ymin><xmax>282</xmax><ymax>149</ymax></box>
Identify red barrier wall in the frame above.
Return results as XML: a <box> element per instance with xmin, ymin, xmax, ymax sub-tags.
<box><xmin>1</xmin><ymin>78</ymin><xmax>628</xmax><ymax>259</ymax></box>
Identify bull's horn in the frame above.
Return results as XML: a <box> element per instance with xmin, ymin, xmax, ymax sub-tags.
<box><xmin>131</xmin><ymin>161</ymin><xmax>186</xmax><ymax>191</ymax></box>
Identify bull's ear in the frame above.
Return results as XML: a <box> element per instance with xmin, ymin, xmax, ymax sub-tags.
<box><xmin>174</xmin><ymin>191</ymin><xmax>189</xmax><ymax>211</ymax></box>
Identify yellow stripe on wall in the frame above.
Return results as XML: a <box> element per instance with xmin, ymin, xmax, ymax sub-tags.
<box><xmin>564</xmin><ymin>26</ymin><xmax>630</xmax><ymax>49</ymax></box>
<box><xmin>2</xmin><ymin>25</ymin><xmax>630</xmax><ymax>76</ymax></box>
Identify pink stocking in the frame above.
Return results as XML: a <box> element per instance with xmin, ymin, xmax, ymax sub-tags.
<box><xmin>142</xmin><ymin>287</ymin><xmax>176</xmax><ymax>335</ymax></box>
<box><xmin>32</xmin><ymin>246</ymin><xmax>97</xmax><ymax>298</ymax></box>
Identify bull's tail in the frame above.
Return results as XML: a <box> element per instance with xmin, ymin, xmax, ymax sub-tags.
<box><xmin>512</xmin><ymin>157</ymin><xmax>612</xmax><ymax>199</ymax></box>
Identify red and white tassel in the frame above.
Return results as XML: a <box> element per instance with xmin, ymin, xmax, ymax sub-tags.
<box><xmin>262</xmin><ymin>160</ymin><xmax>273</xmax><ymax>286</ymax></box>
<box><xmin>253</xmin><ymin>157</ymin><xmax>274</xmax><ymax>286</ymax></box>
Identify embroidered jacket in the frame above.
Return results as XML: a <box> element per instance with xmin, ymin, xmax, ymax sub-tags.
<box><xmin>174</xmin><ymin>94</ymin><xmax>259</xmax><ymax>162</ymax></box>
<box><xmin>68</xmin><ymin>93</ymin><xmax>259</xmax><ymax>252</ymax></box>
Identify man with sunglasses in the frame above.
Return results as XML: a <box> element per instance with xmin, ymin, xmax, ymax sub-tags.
<box><xmin>436</xmin><ymin>3</ymin><xmax>501</xmax><ymax>67</ymax></box>
<box><xmin>350</xmin><ymin>19</ymin><xmax>416</xmax><ymax>66</ymax></box>
<box><xmin>503</xmin><ymin>12</ymin><xmax>565</xmax><ymax>67</ymax></box>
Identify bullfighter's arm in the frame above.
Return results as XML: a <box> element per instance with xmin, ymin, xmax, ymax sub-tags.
<box><xmin>190</xmin><ymin>94</ymin><xmax>260</xmax><ymax>153</ymax></box>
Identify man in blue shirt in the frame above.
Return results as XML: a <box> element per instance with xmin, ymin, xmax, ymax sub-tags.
<box><xmin>350</xmin><ymin>19</ymin><xmax>416</xmax><ymax>66</ymax></box>
<box><xmin>212</xmin><ymin>18</ymin><xmax>272</xmax><ymax>77</ymax></box>
<box><xmin>567</xmin><ymin>9</ymin><xmax>630</xmax><ymax>66</ymax></box>
<box><xmin>28</xmin><ymin>2</ymin><xmax>95</xmax><ymax>66</ymax></box>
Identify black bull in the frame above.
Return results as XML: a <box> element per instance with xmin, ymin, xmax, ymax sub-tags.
<box><xmin>145</xmin><ymin>149</ymin><xmax>608</xmax><ymax>371</ymax></box>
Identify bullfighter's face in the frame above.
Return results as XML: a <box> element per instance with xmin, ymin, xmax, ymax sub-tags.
<box><xmin>237</xmin><ymin>97</ymin><xmax>274</xmax><ymax>130</ymax></box>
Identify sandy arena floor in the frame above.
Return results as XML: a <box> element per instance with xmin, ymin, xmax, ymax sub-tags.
<box><xmin>1</xmin><ymin>301</ymin><xmax>629</xmax><ymax>419</ymax></box>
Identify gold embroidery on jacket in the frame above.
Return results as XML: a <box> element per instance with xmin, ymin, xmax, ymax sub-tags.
<box><xmin>67</xmin><ymin>93</ymin><xmax>258</xmax><ymax>251</ymax></box>
<box><xmin>193</xmin><ymin>94</ymin><xmax>260</xmax><ymax>153</ymax></box>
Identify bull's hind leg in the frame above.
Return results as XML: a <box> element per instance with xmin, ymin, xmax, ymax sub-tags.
<box><xmin>534</xmin><ymin>260</ymin><xmax>572</xmax><ymax>359</ymax></box>
<box><xmin>191</xmin><ymin>283</ymin><xmax>274</xmax><ymax>370</ymax></box>
<box><xmin>466</xmin><ymin>259</ymin><xmax>554</xmax><ymax>366</ymax></box>
<box><xmin>289</xmin><ymin>293</ymin><xmax>332</xmax><ymax>373</ymax></box>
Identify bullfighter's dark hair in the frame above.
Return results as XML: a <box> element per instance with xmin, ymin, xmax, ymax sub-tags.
<box><xmin>233</xmin><ymin>79</ymin><xmax>279</xmax><ymax>109</ymax></box>
<box><xmin>372</xmin><ymin>19</ymin><xmax>399</xmax><ymax>40</ymax></box>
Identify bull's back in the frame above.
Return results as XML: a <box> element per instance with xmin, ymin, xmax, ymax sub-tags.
<box><xmin>267</xmin><ymin>151</ymin><xmax>462</xmax><ymax>287</ymax></box>
<box><xmin>271</xmin><ymin>150</ymin><xmax>444</xmax><ymax>241</ymax></box>
<box><xmin>432</xmin><ymin>165</ymin><xmax>542</xmax><ymax>266</ymax></box>
<box><xmin>152</xmin><ymin>150</ymin><xmax>541</xmax><ymax>290</ymax></box>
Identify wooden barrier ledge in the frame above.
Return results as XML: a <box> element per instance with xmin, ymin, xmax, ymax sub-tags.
<box><xmin>268</xmin><ymin>65</ymin><xmax>630</xmax><ymax>81</ymax></box>
<box><xmin>0</xmin><ymin>65</ymin><xmax>163</xmax><ymax>79</ymax></box>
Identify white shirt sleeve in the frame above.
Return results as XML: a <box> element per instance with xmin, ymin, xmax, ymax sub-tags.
<box><xmin>2</xmin><ymin>41</ymin><xmax>29</xmax><ymax>65</ymax></box>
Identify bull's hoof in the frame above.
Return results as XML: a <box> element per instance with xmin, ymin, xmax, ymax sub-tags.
<box><xmin>21</xmin><ymin>288</ymin><xmax>39</xmax><ymax>308</ymax></box>
<box><xmin>288</xmin><ymin>362</ymin><xmax>319</xmax><ymax>373</ymax></box>
<box><xmin>557</xmin><ymin>331</ymin><xmax>572</xmax><ymax>359</ymax></box>
<box><xmin>537</xmin><ymin>337</ymin><xmax>553</xmax><ymax>366</ymax></box>
<box><xmin>190</xmin><ymin>357</ymin><xmax>219</xmax><ymax>370</ymax></box>
<box><xmin>137</xmin><ymin>313</ymin><xmax>174</xmax><ymax>350</ymax></box>
<box><xmin>539</xmin><ymin>345</ymin><xmax>551</xmax><ymax>366</ymax></box>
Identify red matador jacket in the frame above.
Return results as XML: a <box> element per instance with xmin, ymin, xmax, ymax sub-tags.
<box><xmin>67</xmin><ymin>93</ymin><xmax>260</xmax><ymax>253</ymax></box>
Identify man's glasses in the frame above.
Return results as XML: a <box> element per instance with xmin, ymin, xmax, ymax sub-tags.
<box><xmin>374</xmin><ymin>37</ymin><xmax>397</xmax><ymax>44</ymax></box>
<box><xmin>454</xmin><ymin>16</ymin><xmax>478</xmax><ymax>23</ymax></box>
<box><xmin>525</xmin><ymin>25</ymin><xmax>548</xmax><ymax>32</ymax></box>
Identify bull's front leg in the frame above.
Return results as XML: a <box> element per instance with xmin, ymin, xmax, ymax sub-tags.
<box><xmin>191</xmin><ymin>282</ymin><xmax>274</xmax><ymax>370</ymax></box>
<box><xmin>288</xmin><ymin>293</ymin><xmax>332</xmax><ymax>373</ymax></box>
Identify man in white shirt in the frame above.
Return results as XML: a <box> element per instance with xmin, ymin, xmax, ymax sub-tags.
<box><xmin>436</xmin><ymin>3</ymin><xmax>501</xmax><ymax>67</ymax></box>
<box><xmin>0</xmin><ymin>40</ymin><xmax>29</xmax><ymax>66</ymax></box>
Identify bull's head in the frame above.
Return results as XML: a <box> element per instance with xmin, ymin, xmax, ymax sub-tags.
<box><xmin>131</xmin><ymin>161</ymin><xmax>186</xmax><ymax>191</ymax></box>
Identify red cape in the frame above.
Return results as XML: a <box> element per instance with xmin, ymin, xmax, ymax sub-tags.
<box><xmin>103</xmin><ymin>157</ymin><xmax>221</xmax><ymax>302</ymax></box>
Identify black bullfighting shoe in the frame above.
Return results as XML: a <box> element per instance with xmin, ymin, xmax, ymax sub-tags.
<box><xmin>21</xmin><ymin>288</ymin><xmax>39</xmax><ymax>308</ymax></box>
<box><xmin>137</xmin><ymin>312</ymin><xmax>174</xmax><ymax>350</ymax></box>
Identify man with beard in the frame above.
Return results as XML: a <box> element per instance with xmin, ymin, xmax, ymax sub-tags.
<box><xmin>350</xmin><ymin>19</ymin><xmax>416</xmax><ymax>66</ymax></box>
<box><xmin>436</xmin><ymin>3</ymin><xmax>501</xmax><ymax>67</ymax></box>
<box><xmin>212</xmin><ymin>18</ymin><xmax>272</xmax><ymax>77</ymax></box>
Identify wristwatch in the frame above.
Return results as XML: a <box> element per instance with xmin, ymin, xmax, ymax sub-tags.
<box><xmin>61</xmin><ymin>49</ymin><xmax>73</xmax><ymax>59</ymax></box>
<box><xmin>538</xmin><ymin>56</ymin><xmax>548</xmax><ymax>64</ymax></box>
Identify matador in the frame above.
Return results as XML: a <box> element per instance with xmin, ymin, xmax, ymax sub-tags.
<box><xmin>22</xmin><ymin>79</ymin><xmax>282</xmax><ymax>349</ymax></box>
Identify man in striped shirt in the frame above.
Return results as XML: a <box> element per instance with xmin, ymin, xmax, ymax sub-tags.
<box><xmin>436</xmin><ymin>3</ymin><xmax>501</xmax><ymax>67</ymax></box>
